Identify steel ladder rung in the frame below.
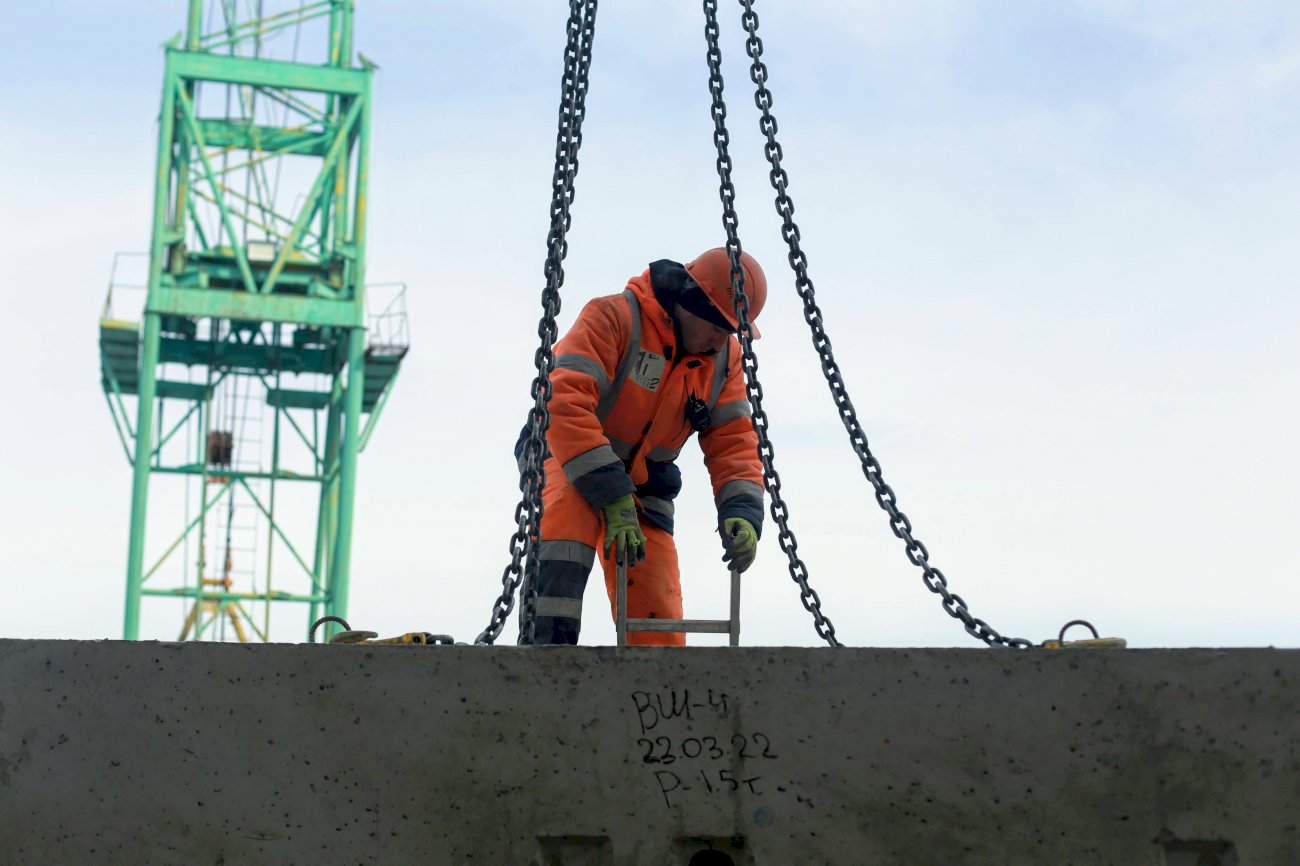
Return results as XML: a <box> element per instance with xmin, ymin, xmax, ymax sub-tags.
<box><xmin>623</xmin><ymin>619</ymin><xmax>732</xmax><ymax>633</ymax></box>
<box><xmin>615</xmin><ymin>561</ymin><xmax>741</xmax><ymax>647</ymax></box>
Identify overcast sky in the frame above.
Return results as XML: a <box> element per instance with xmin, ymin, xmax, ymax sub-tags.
<box><xmin>1</xmin><ymin>1</ymin><xmax>1297</xmax><ymax>648</ymax></box>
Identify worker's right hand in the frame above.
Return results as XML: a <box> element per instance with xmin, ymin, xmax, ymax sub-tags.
<box><xmin>602</xmin><ymin>494</ymin><xmax>646</xmax><ymax>567</ymax></box>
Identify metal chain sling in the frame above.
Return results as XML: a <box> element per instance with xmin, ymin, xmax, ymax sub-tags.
<box><xmin>475</xmin><ymin>0</ymin><xmax>598</xmax><ymax>646</ymax></box>
<box><xmin>733</xmin><ymin>0</ymin><xmax>1031</xmax><ymax>649</ymax></box>
<box><xmin>702</xmin><ymin>0</ymin><xmax>840</xmax><ymax>647</ymax></box>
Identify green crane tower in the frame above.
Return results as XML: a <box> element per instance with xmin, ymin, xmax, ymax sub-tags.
<box><xmin>98</xmin><ymin>1</ymin><xmax>406</xmax><ymax>642</ymax></box>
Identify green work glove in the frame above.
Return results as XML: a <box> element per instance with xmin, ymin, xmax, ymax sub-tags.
<box><xmin>602</xmin><ymin>494</ymin><xmax>646</xmax><ymax>567</ymax></box>
<box><xmin>720</xmin><ymin>517</ymin><xmax>758</xmax><ymax>573</ymax></box>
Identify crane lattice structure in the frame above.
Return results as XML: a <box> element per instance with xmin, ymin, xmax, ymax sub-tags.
<box><xmin>99</xmin><ymin>0</ymin><xmax>407</xmax><ymax>642</ymax></box>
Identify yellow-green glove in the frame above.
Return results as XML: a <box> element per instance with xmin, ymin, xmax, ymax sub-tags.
<box><xmin>720</xmin><ymin>517</ymin><xmax>758</xmax><ymax>573</ymax></box>
<box><xmin>602</xmin><ymin>494</ymin><xmax>646</xmax><ymax>567</ymax></box>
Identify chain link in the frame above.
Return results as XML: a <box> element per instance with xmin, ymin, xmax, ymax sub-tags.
<box><xmin>475</xmin><ymin>0</ymin><xmax>598</xmax><ymax>646</ymax></box>
<box><xmin>702</xmin><ymin>0</ymin><xmax>840</xmax><ymax>647</ymax></box>
<box><xmin>734</xmin><ymin>0</ymin><xmax>1031</xmax><ymax>649</ymax></box>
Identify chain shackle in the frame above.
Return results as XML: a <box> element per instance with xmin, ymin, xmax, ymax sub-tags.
<box><xmin>475</xmin><ymin>0</ymin><xmax>599</xmax><ymax>646</ymax></box>
<box><xmin>734</xmin><ymin>0</ymin><xmax>1031</xmax><ymax>649</ymax></box>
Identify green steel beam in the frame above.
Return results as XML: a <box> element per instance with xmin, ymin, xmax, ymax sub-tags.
<box><xmin>124</xmin><ymin>312</ymin><xmax>162</xmax><ymax>640</ymax></box>
<box><xmin>169</xmin><ymin>50</ymin><xmax>368</xmax><ymax>96</ymax></box>
<box><xmin>194</xmin><ymin>370</ymin><xmax>213</xmax><ymax>586</ymax></box>
<box><xmin>266</xmin><ymin>388</ymin><xmax>331</xmax><ymax>411</ymax></box>
<box><xmin>100</xmin><ymin>352</ymin><xmax>137</xmax><ymax>435</ymax></box>
<box><xmin>358</xmin><ymin>366</ymin><xmax>401</xmax><ymax>452</ymax></box>
<box><xmin>152</xmin><ymin>465</ymin><xmax>324</xmax><ymax>483</ymax></box>
<box><xmin>166</xmin><ymin>260</ymin><xmax>325</xmax><ymax>293</ymax></box>
<box><xmin>184</xmin><ymin>192</ymin><xmax>211</xmax><ymax>250</ymax></box>
<box><xmin>354</xmin><ymin>75</ymin><xmax>372</xmax><ymax>265</ymax></box>
<box><xmin>142</xmin><ymin>587</ymin><xmax>327</xmax><ymax>603</ymax></box>
<box><xmin>327</xmin><ymin>327</ymin><xmax>366</xmax><ymax>623</ymax></box>
<box><xmin>195</xmin><ymin>119</ymin><xmax>327</xmax><ymax>154</ymax></box>
<box><xmin>151</xmin><ymin>287</ymin><xmax>361</xmax><ymax>328</ymax></box>
<box><xmin>186</xmin><ymin>0</ymin><xmax>201</xmax><ymax>50</ymax></box>
<box><xmin>265</xmin><ymin>372</ymin><xmax>284</xmax><ymax>639</ymax></box>
<box><xmin>154</xmin><ymin>400</ymin><xmax>166</xmax><ymax>469</ymax></box>
<box><xmin>156</xmin><ymin>381</ymin><xmax>211</xmax><ymax>401</ymax></box>
<box><xmin>204</xmin><ymin>126</ymin><xmax>329</xmax><ymax>177</ymax></box>
<box><xmin>321</xmin><ymin>82</ymin><xmax>371</xmax><ymax>625</ymax></box>
<box><xmin>122</xmin><ymin>54</ymin><xmax>184</xmax><ymax>640</ymax></box>
<box><xmin>310</xmin><ymin>375</ymin><xmax>344</xmax><ymax>628</ymax></box>
<box><xmin>102</xmin><ymin>391</ymin><xmax>135</xmax><ymax>465</ymax></box>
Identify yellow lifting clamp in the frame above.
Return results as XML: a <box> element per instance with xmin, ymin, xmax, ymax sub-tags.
<box><xmin>1042</xmin><ymin>619</ymin><xmax>1127</xmax><ymax>649</ymax></box>
<box><xmin>309</xmin><ymin>616</ymin><xmax>456</xmax><ymax>646</ymax></box>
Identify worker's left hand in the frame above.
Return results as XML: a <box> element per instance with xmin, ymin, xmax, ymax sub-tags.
<box><xmin>720</xmin><ymin>517</ymin><xmax>758</xmax><ymax>573</ymax></box>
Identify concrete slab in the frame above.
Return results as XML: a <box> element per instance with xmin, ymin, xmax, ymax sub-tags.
<box><xmin>0</xmin><ymin>640</ymin><xmax>1296</xmax><ymax>864</ymax></box>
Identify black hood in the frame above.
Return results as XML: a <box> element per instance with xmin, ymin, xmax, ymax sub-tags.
<box><xmin>648</xmin><ymin>258</ymin><xmax>691</xmax><ymax>313</ymax></box>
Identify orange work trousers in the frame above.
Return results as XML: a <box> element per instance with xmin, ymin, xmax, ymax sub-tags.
<box><xmin>532</xmin><ymin>458</ymin><xmax>684</xmax><ymax>646</ymax></box>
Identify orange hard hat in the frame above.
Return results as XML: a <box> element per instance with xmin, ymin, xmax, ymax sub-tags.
<box><xmin>684</xmin><ymin>247</ymin><xmax>767</xmax><ymax>338</ymax></box>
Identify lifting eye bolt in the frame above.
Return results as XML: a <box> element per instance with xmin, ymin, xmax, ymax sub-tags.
<box><xmin>1041</xmin><ymin>619</ymin><xmax>1127</xmax><ymax>649</ymax></box>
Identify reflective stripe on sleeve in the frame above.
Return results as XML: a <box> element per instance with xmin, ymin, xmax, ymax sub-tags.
<box><xmin>538</xmin><ymin>539</ymin><xmax>597</xmax><ymax>568</ymax></box>
<box><xmin>715</xmin><ymin>479</ymin><xmax>765</xmax><ymax>508</ymax></box>
<box><xmin>709</xmin><ymin>399</ymin><xmax>751</xmax><ymax>427</ymax></box>
<box><xmin>608</xmin><ymin>435</ymin><xmax>634</xmax><ymax>462</ymax></box>
<box><xmin>596</xmin><ymin>290</ymin><xmax>643</xmax><ymax>423</ymax></box>
<box><xmin>555</xmin><ymin>353</ymin><xmax>611</xmax><ymax>393</ymax></box>
<box><xmin>640</xmin><ymin>497</ymin><xmax>675</xmax><ymax>519</ymax></box>
<box><xmin>645</xmin><ymin>444</ymin><xmax>681</xmax><ymax>462</ymax></box>
<box><xmin>563</xmin><ymin>444</ymin><xmax>622</xmax><ymax>483</ymax></box>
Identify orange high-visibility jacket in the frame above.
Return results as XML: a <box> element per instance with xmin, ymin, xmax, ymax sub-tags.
<box><xmin>539</xmin><ymin>268</ymin><xmax>765</xmax><ymax>535</ymax></box>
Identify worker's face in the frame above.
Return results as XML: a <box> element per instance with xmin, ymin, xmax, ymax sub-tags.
<box><xmin>675</xmin><ymin>304</ymin><xmax>732</xmax><ymax>356</ymax></box>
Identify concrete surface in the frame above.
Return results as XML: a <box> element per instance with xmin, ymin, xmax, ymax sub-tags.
<box><xmin>0</xmin><ymin>640</ymin><xmax>1296</xmax><ymax>864</ymax></box>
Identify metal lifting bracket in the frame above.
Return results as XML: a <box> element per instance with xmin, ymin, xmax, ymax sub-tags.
<box><xmin>1041</xmin><ymin>619</ymin><xmax>1127</xmax><ymax>650</ymax></box>
<box><xmin>615</xmin><ymin>561</ymin><xmax>742</xmax><ymax>647</ymax></box>
<box><xmin>309</xmin><ymin>616</ymin><xmax>456</xmax><ymax>646</ymax></box>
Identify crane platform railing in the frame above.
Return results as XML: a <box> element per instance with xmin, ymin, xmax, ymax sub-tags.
<box><xmin>365</xmin><ymin>282</ymin><xmax>410</xmax><ymax>358</ymax></box>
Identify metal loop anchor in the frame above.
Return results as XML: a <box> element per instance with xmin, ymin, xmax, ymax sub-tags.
<box><xmin>309</xmin><ymin>616</ymin><xmax>351</xmax><ymax>643</ymax></box>
<box><xmin>310</xmin><ymin>616</ymin><xmax>457</xmax><ymax>646</ymax></box>
<box><xmin>1042</xmin><ymin>619</ymin><xmax>1127</xmax><ymax>649</ymax></box>
<box><xmin>1059</xmin><ymin>619</ymin><xmax>1100</xmax><ymax>642</ymax></box>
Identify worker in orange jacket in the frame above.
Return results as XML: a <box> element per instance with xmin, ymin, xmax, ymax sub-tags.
<box><xmin>516</xmin><ymin>248</ymin><xmax>767</xmax><ymax>645</ymax></box>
